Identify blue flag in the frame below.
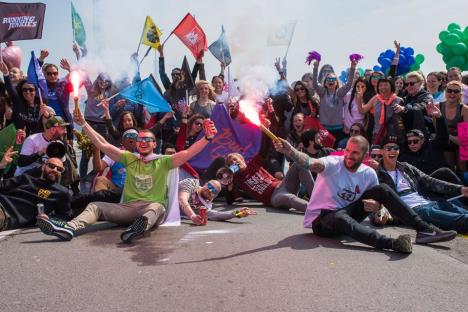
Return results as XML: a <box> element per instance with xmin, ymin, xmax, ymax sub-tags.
<box><xmin>27</xmin><ymin>51</ymin><xmax>48</xmax><ymax>100</ymax></box>
<box><xmin>208</xmin><ymin>25</ymin><xmax>232</xmax><ymax>66</ymax></box>
<box><xmin>119</xmin><ymin>75</ymin><xmax>172</xmax><ymax>114</ymax></box>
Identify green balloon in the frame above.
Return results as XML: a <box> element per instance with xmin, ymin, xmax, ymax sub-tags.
<box><xmin>452</xmin><ymin>42</ymin><xmax>468</xmax><ymax>55</ymax></box>
<box><xmin>436</xmin><ymin>43</ymin><xmax>443</xmax><ymax>54</ymax></box>
<box><xmin>451</xmin><ymin>55</ymin><xmax>466</xmax><ymax>67</ymax></box>
<box><xmin>444</xmin><ymin>33</ymin><xmax>462</xmax><ymax>46</ymax></box>
<box><xmin>415</xmin><ymin>54</ymin><xmax>425</xmax><ymax>64</ymax></box>
<box><xmin>439</xmin><ymin>30</ymin><xmax>450</xmax><ymax>42</ymax></box>
<box><xmin>448</xmin><ymin>23</ymin><xmax>462</xmax><ymax>32</ymax></box>
<box><xmin>464</xmin><ymin>26</ymin><xmax>468</xmax><ymax>40</ymax></box>
<box><xmin>442</xmin><ymin>54</ymin><xmax>452</xmax><ymax>64</ymax></box>
<box><xmin>452</xmin><ymin>29</ymin><xmax>465</xmax><ymax>40</ymax></box>
<box><xmin>357</xmin><ymin>68</ymin><xmax>364</xmax><ymax>76</ymax></box>
<box><xmin>439</xmin><ymin>43</ymin><xmax>452</xmax><ymax>56</ymax></box>
<box><xmin>410</xmin><ymin>63</ymin><xmax>420</xmax><ymax>71</ymax></box>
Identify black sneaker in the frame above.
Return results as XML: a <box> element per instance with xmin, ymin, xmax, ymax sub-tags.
<box><xmin>120</xmin><ymin>216</ymin><xmax>148</xmax><ymax>243</ymax></box>
<box><xmin>37</xmin><ymin>217</ymin><xmax>75</xmax><ymax>241</ymax></box>
<box><xmin>415</xmin><ymin>225</ymin><xmax>457</xmax><ymax>244</ymax></box>
<box><xmin>392</xmin><ymin>234</ymin><xmax>412</xmax><ymax>254</ymax></box>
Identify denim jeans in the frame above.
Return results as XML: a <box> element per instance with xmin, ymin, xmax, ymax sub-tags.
<box><xmin>413</xmin><ymin>200</ymin><xmax>468</xmax><ymax>234</ymax></box>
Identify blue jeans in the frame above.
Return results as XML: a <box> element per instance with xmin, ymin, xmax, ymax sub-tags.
<box><xmin>413</xmin><ymin>200</ymin><xmax>468</xmax><ymax>234</ymax></box>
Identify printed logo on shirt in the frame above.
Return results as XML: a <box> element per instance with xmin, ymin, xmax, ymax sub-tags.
<box><xmin>337</xmin><ymin>188</ymin><xmax>357</xmax><ymax>202</ymax></box>
<box><xmin>37</xmin><ymin>189</ymin><xmax>51</xmax><ymax>199</ymax></box>
<box><xmin>134</xmin><ymin>175</ymin><xmax>153</xmax><ymax>193</ymax></box>
<box><xmin>245</xmin><ymin>172</ymin><xmax>271</xmax><ymax>194</ymax></box>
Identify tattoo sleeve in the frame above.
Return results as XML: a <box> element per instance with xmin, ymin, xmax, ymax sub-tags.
<box><xmin>289</xmin><ymin>147</ymin><xmax>312</xmax><ymax>170</ymax></box>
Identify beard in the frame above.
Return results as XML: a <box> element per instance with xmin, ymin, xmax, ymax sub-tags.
<box><xmin>41</xmin><ymin>171</ymin><xmax>60</xmax><ymax>183</ymax></box>
<box><xmin>344</xmin><ymin>156</ymin><xmax>363</xmax><ymax>171</ymax></box>
<box><xmin>313</xmin><ymin>143</ymin><xmax>323</xmax><ymax>150</ymax></box>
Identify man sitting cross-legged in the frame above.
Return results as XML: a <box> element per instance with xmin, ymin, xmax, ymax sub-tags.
<box><xmin>37</xmin><ymin>110</ymin><xmax>217</xmax><ymax>243</ymax></box>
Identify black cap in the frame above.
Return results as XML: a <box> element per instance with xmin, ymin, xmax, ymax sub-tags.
<box><xmin>406</xmin><ymin>129</ymin><xmax>424</xmax><ymax>138</ymax></box>
<box><xmin>381</xmin><ymin>135</ymin><xmax>399</xmax><ymax>146</ymax></box>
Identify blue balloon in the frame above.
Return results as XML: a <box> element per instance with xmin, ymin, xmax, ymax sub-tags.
<box><xmin>406</xmin><ymin>47</ymin><xmax>414</xmax><ymax>55</ymax></box>
<box><xmin>384</xmin><ymin>50</ymin><xmax>394</xmax><ymax>59</ymax></box>
<box><xmin>339</xmin><ymin>70</ymin><xmax>348</xmax><ymax>84</ymax></box>
<box><xmin>373</xmin><ymin>65</ymin><xmax>382</xmax><ymax>71</ymax></box>
<box><xmin>381</xmin><ymin>58</ymin><xmax>392</xmax><ymax>68</ymax></box>
<box><xmin>399</xmin><ymin>54</ymin><xmax>407</xmax><ymax>65</ymax></box>
<box><xmin>408</xmin><ymin>55</ymin><xmax>415</xmax><ymax>65</ymax></box>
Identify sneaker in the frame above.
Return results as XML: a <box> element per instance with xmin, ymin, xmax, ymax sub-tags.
<box><xmin>120</xmin><ymin>216</ymin><xmax>148</xmax><ymax>243</ymax></box>
<box><xmin>392</xmin><ymin>234</ymin><xmax>413</xmax><ymax>254</ymax></box>
<box><xmin>415</xmin><ymin>225</ymin><xmax>457</xmax><ymax>244</ymax></box>
<box><xmin>37</xmin><ymin>218</ymin><xmax>75</xmax><ymax>241</ymax></box>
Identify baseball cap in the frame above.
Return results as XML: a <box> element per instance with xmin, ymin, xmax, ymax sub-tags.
<box><xmin>45</xmin><ymin>116</ymin><xmax>70</xmax><ymax>129</ymax></box>
<box><xmin>406</xmin><ymin>129</ymin><xmax>424</xmax><ymax>138</ymax></box>
<box><xmin>381</xmin><ymin>135</ymin><xmax>399</xmax><ymax>146</ymax></box>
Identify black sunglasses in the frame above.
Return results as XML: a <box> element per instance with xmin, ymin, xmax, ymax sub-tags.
<box><xmin>407</xmin><ymin>139</ymin><xmax>420</xmax><ymax>145</ymax></box>
<box><xmin>383</xmin><ymin>145</ymin><xmax>400</xmax><ymax>151</ymax></box>
<box><xmin>406</xmin><ymin>81</ymin><xmax>419</xmax><ymax>87</ymax></box>
<box><xmin>446</xmin><ymin>89</ymin><xmax>461</xmax><ymax>94</ymax></box>
<box><xmin>46</xmin><ymin>162</ymin><xmax>65</xmax><ymax>173</ymax></box>
<box><xmin>46</xmin><ymin>72</ymin><xmax>59</xmax><ymax>76</ymax></box>
<box><xmin>371</xmin><ymin>154</ymin><xmax>383</xmax><ymax>159</ymax></box>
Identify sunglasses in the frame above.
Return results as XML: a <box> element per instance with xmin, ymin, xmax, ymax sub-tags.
<box><xmin>194</xmin><ymin>121</ymin><xmax>203</xmax><ymax>126</ymax></box>
<box><xmin>407</xmin><ymin>139</ymin><xmax>420</xmax><ymax>145</ymax></box>
<box><xmin>325</xmin><ymin>77</ymin><xmax>337</xmax><ymax>82</ymax></box>
<box><xmin>22</xmin><ymin>88</ymin><xmax>35</xmax><ymax>93</ymax></box>
<box><xmin>206</xmin><ymin>182</ymin><xmax>219</xmax><ymax>195</ymax></box>
<box><xmin>371</xmin><ymin>75</ymin><xmax>383</xmax><ymax>80</ymax></box>
<box><xmin>446</xmin><ymin>89</ymin><xmax>461</xmax><ymax>94</ymax></box>
<box><xmin>46</xmin><ymin>72</ymin><xmax>59</xmax><ymax>76</ymax></box>
<box><xmin>371</xmin><ymin>154</ymin><xmax>383</xmax><ymax>159</ymax></box>
<box><xmin>406</xmin><ymin>81</ymin><xmax>419</xmax><ymax>87</ymax></box>
<box><xmin>46</xmin><ymin>162</ymin><xmax>65</xmax><ymax>173</ymax></box>
<box><xmin>383</xmin><ymin>145</ymin><xmax>400</xmax><ymax>151</ymax></box>
<box><xmin>171</xmin><ymin>72</ymin><xmax>181</xmax><ymax>76</ymax></box>
<box><xmin>123</xmin><ymin>133</ymin><xmax>138</xmax><ymax>139</ymax></box>
<box><xmin>295</xmin><ymin>87</ymin><xmax>305</xmax><ymax>92</ymax></box>
<box><xmin>136</xmin><ymin>137</ymin><xmax>155</xmax><ymax>143</ymax></box>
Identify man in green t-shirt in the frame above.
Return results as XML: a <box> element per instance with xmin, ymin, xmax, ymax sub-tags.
<box><xmin>37</xmin><ymin>110</ymin><xmax>217</xmax><ymax>243</ymax></box>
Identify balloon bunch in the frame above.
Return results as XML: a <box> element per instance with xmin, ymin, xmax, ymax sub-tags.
<box><xmin>436</xmin><ymin>23</ymin><xmax>468</xmax><ymax>70</ymax></box>
<box><xmin>1</xmin><ymin>42</ymin><xmax>22</xmax><ymax>69</ymax></box>
<box><xmin>339</xmin><ymin>67</ymin><xmax>365</xmax><ymax>84</ymax></box>
<box><xmin>373</xmin><ymin>46</ymin><xmax>424</xmax><ymax>76</ymax></box>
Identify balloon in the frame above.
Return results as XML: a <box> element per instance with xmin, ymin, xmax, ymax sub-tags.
<box><xmin>439</xmin><ymin>30</ymin><xmax>450</xmax><ymax>42</ymax></box>
<box><xmin>383</xmin><ymin>49</ymin><xmax>394</xmax><ymax>59</ymax></box>
<box><xmin>448</xmin><ymin>22</ymin><xmax>461</xmax><ymax>32</ymax></box>
<box><xmin>464</xmin><ymin>26</ymin><xmax>468</xmax><ymax>40</ymax></box>
<box><xmin>380</xmin><ymin>58</ymin><xmax>391</xmax><ymax>68</ymax></box>
<box><xmin>1</xmin><ymin>43</ymin><xmax>22</xmax><ymax>69</ymax></box>
<box><xmin>399</xmin><ymin>54</ymin><xmax>407</xmax><ymax>65</ymax></box>
<box><xmin>373</xmin><ymin>65</ymin><xmax>381</xmax><ymax>71</ymax></box>
<box><xmin>415</xmin><ymin>54</ymin><xmax>425</xmax><ymax>64</ymax></box>
<box><xmin>451</xmin><ymin>55</ymin><xmax>466</xmax><ymax>68</ymax></box>
<box><xmin>357</xmin><ymin>68</ymin><xmax>364</xmax><ymax>76</ymax></box>
<box><xmin>410</xmin><ymin>63</ymin><xmax>420</xmax><ymax>71</ymax></box>
<box><xmin>442</xmin><ymin>54</ymin><xmax>452</xmax><ymax>64</ymax></box>
<box><xmin>452</xmin><ymin>42</ymin><xmax>468</xmax><ymax>56</ymax></box>
<box><xmin>339</xmin><ymin>70</ymin><xmax>348</xmax><ymax>84</ymax></box>
<box><xmin>452</xmin><ymin>29</ymin><xmax>465</xmax><ymax>40</ymax></box>
<box><xmin>406</xmin><ymin>47</ymin><xmax>414</xmax><ymax>55</ymax></box>
<box><xmin>439</xmin><ymin>43</ymin><xmax>452</xmax><ymax>55</ymax></box>
<box><xmin>444</xmin><ymin>33</ymin><xmax>462</xmax><ymax>46</ymax></box>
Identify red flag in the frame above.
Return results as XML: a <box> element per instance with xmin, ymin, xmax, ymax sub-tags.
<box><xmin>173</xmin><ymin>13</ymin><xmax>207</xmax><ymax>58</ymax></box>
<box><xmin>303</xmin><ymin>117</ymin><xmax>336</xmax><ymax>148</ymax></box>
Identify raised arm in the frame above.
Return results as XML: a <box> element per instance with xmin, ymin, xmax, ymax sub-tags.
<box><xmin>73</xmin><ymin>109</ymin><xmax>123</xmax><ymax>162</ymax></box>
<box><xmin>388</xmin><ymin>41</ymin><xmax>400</xmax><ymax>78</ymax></box>
<box><xmin>357</xmin><ymin>93</ymin><xmax>377</xmax><ymax>114</ymax></box>
<box><xmin>273</xmin><ymin>138</ymin><xmax>324</xmax><ymax>173</ymax></box>
<box><xmin>311</xmin><ymin>61</ymin><xmax>326</xmax><ymax>97</ymax></box>
<box><xmin>337</xmin><ymin>61</ymin><xmax>357</xmax><ymax>98</ymax></box>
<box><xmin>157</xmin><ymin>45</ymin><xmax>171</xmax><ymax>90</ymax></box>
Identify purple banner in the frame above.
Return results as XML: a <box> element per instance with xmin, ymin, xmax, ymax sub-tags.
<box><xmin>189</xmin><ymin>104</ymin><xmax>262</xmax><ymax>170</ymax></box>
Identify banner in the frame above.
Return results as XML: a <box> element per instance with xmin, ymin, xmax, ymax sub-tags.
<box><xmin>0</xmin><ymin>2</ymin><xmax>46</xmax><ymax>42</ymax></box>
<box><xmin>140</xmin><ymin>16</ymin><xmax>162</xmax><ymax>49</ymax></box>
<box><xmin>267</xmin><ymin>21</ymin><xmax>296</xmax><ymax>46</ymax></box>
<box><xmin>71</xmin><ymin>2</ymin><xmax>86</xmax><ymax>49</ymax></box>
<box><xmin>208</xmin><ymin>25</ymin><xmax>231</xmax><ymax>66</ymax></box>
<box><xmin>119</xmin><ymin>75</ymin><xmax>172</xmax><ymax>114</ymax></box>
<box><xmin>181</xmin><ymin>55</ymin><xmax>195</xmax><ymax>91</ymax></box>
<box><xmin>26</xmin><ymin>50</ymin><xmax>47</xmax><ymax>99</ymax></box>
<box><xmin>458</xmin><ymin>122</ymin><xmax>468</xmax><ymax>160</ymax></box>
<box><xmin>173</xmin><ymin>13</ymin><xmax>207</xmax><ymax>59</ymax></box>
<box><xmin>188</xmin><ymin>104</ymin><xmax>262</xmax><ymax>170</ymax></box>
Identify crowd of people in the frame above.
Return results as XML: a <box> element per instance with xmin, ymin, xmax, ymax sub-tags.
<box><xmin>1</xmin><ymin>40</ymin><xmax>468</xmax><ymax>254</ymax></box>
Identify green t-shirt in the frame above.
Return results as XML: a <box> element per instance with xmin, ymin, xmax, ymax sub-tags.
<box><xmin>119</xmin><ymin>152</ymin><xmax>173</xmax><ymax>204</ymax></box>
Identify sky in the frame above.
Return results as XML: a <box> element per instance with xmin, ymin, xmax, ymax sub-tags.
<box><xmin>2</xmin><ymin>0</ymin><xmax>468</xmax><ymax>87</ymax></box>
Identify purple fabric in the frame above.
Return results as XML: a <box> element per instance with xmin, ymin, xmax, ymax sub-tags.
<box><xmin>188</xmin><ymin>104</ymin><xmax>262</xmax><ymax>170</ymax></box>
<box><xmin>305</xmin><ymin>51</ymin><xmax>321</xmax><ymax>65</ymax></box>
<box><xmin>349</xmin><ymin>53</ymin><xmax>364</xmax><ymax>62</ymax></box>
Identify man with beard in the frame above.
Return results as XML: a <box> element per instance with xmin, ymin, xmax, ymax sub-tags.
<box><xmin>0</xmin><ymin>148</ymin><xmax>72</xmax><ymax>232</ymax></box>
<box><xmin>273</xmin><ymin>135</ymin><xmax>457</xmax><ymax>254</ymax></box>
<box><xmin>37</xmin><ymin>109</ymin><xmax>217</xmax><ymax>243</ymax></box>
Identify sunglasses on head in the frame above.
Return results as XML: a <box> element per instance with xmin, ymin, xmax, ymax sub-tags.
<box><xmin>407</xmin><ymin>139</ymin><xmax>420</xmax><ymax>145</ymax></box>
<box><xmin>46</xmin><ymin>72</ymin><xmax>59</xmax><ymax>76</ymax></box>
<box><xmin>371</xmin><ymin>154</ymin><xmax>383</xmax><ymax>159</ymax></box>
<box><xmin>136</xmin><ymin>136</ymin><xmax>155</xmax><ymax>143</ymax></box>
<box><xmin>22</xmin><ymin>88</ymin><xmax>35</xmax><ymax>93</ymax></box>
<box><xmin>206</xmin><ymin>182</ymin><xmax>219</xmax><ymax>195</ymax></box>
<box><xmin>446</xmin><ymin>88</ymin><xmax>461</xmax><ymax>94</ymax></box>
<box><xmin>46</xmin><ymin>162</ymin><xmax>65</xmax><ymax>173</ymax></box>
<box><xmin>383</xmin><ymin>145</ymin><xmax>400</xmax><ymax>151</ymax></box>
<box><xmin>406</xmin><ymin>81</ymin><xmax>419</xmax><ymax>87</ymax></box>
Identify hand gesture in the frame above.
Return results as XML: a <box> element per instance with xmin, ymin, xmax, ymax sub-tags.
<box><xmin>273</xmin><ymin>138</ymin><xmax>293</xmax><ymax>155</ymax></box>
<box><xmin>196</xmin><ymin>50</ymin><xmax>204</xmax><ymax>63</ymax></box>
<box><xmin>0</xmin><ymin>147</ymin><xmax>17</xmax><ymax>169</ymax></box>
<box><xmin>394</xmin><ymin>40</ymin><xmax>401</xmax><ymax>53</ymax></box>
<box><xmin>73</xmin><ymin>108</ymin><xmax>86</xmax><ymax>126</ymax></box>
<box><xmin>362</xmin><ymin>199</ymin><xmax>381</xmax><ymax>212</ymax></box>
<box><xmin>162</xmin><ymin>111</ymin><xmax>174</xmax><ymax>122</ymax></box>
<box><xmin>426</xmin><ymin>102</ymin><xmax>441</xmax><ymax>118</ymax></box>
<box><xmin>39</xmin><ymin>49</ymin><xmax>49</xmax><ymax>61</ymax></box>
<box><xmin>0</xmin><ymin>61</ymin><xmax>9</xmax><ymax>76</ymax></box>
<box><xmin>60</xmin><ymin>58</ymin><xmax>71</xmax><ymax>72</ymax></box>
<box><xmin>274</xmin><ymin>57</ymin><xmax>281</xmax><ymax>72</ymax></box>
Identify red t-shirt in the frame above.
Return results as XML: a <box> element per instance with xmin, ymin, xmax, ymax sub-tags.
<box><xmin>234</xmin><ymin>155</ymin><xmax>280</xmax><ymax>205</ymax></box>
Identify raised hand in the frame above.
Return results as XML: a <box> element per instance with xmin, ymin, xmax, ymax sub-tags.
<box><xmin>0</xmin><ymin>61</ymin><xmax>9</xmax><ymax>76</ymax></box>
<box><xmin>39</xmin><ymin>49</ymin><xmax>49</xmax><ymax>61</ymax></box>
<box><xmin>73</xmin><ymin>108</ymin><xmax>86</xmax><ymax>126</ymax></box>
<box><xmin>60</xmin><ymin>58</ymin><xmax>71</xmax><ymax>72</ymax></box>
<box><xmin>0</xmin><ymin>147</ymin><xmax>18</xmax><ymax>169</ymax></box>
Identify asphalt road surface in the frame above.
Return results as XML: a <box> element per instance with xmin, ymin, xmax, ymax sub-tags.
<box><xmin>1</xmin><ymin>200</ymin><xmax>467</xmax><ymax>312</ymax></box>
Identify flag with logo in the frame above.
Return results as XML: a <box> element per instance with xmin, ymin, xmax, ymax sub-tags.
<box><xmin>0</xmin><ymin>2</ymin><xmax>46</xmax><ymax>42</ymax></box>
<box><xmin>71</xmin><ymin>2</ymin><xmax>86</xmax><ymax>49</ymax></box>
<box><xmin>208</xmin><ymin>25</ymin><xmax>231</xmax><ymax>66</ymax></box>
<box><xmin>119</xmin><ymin>74</ymin><xmax>172</xmax><ymax>114</ymax></box>
<box><xmin>267</xmin><ymin>21</ymin><xmax>297</xmax><ymax>46</ymax></box>
<box><xmin>140</xmin><ymin>16</ymin><xmax>162</xmax><ymax>49</ymax></box>
<box><xmin>26</xmin><ymin>51</ymin><xmax>47</xmax><ymax>99</ymax></box>
<box><xmin>188</xmin><ymin>104</ymin><xmax>262</xmax><ymax>170</ymax></box>
<box><xmin>173</xmin><ymin>13</ymin><xmax>207</xmax><ymax>59</ymax></box>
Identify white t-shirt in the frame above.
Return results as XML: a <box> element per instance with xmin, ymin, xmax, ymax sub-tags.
<box><xmin>303</xmin><ymin>155</ymin><xmax>379</xmax><ymax>227</ymax></box>
<box><xmin>15</xmin><ymin>133</ymin><xmax>49</xmax><ymax>176</ymax></box>
<box><xmin>385</xmin><ymin>169</ymin><xmax>431</xmax><ymax>209</ymax></box>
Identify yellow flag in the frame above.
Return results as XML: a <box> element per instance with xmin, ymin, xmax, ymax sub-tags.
<box><xmin>140</xmin><ymin>16</ymin><xmax>162</xmax><ymax>49</ymax></box>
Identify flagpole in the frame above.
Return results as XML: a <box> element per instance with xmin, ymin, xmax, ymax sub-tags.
<box><xmin>284</xmin><ymin>21</ymin><xmax>297</xmax><ymax>59</ymax></box>
<box><xmin>161</xmin><ymin>32</ymin><xmax>173</xmax><ymax>46</ymax></box>
<box><xmin>136</xmin><ymin>18</ymin><xmax>147</xmax><ymax>55</ymax></box>
<box><xmin>0</xmin><ymin>42</ymin><xmax>3</xmax><ymax>64</ymax></box>
<box><xmin>139</xmin><ymin>46</ymin><xmax>152</xmax><ymax>65</ymax></box>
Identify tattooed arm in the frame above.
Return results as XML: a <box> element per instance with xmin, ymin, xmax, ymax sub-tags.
<box><xmin>273</xmin><ymin>138</ymin><xmax>325</xmax><ymax>173</ymax></box>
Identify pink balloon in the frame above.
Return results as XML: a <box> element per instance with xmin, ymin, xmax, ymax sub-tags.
<box><xmin>1</xmin><ymin>43</ymin><xmax>22</xmax><ymax>69</ymax></box>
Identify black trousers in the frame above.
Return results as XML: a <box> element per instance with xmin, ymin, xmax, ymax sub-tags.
<box><xmin>312</xmin><ymin>184</ymin><xmax>430</xmax><ymax>249</ymax></box>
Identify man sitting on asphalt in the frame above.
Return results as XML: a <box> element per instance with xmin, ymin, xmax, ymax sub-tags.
<box><xmin>273</xmin><ymin>135</ymin><xmax>457</xmax><ymax>254</ymax></box>
<box><xmin>36</xmin><ymin>109</ymin><xmax>217</xmax><ymax>243</ymax></box>
<box><xmin>0</xmin><ymin>147</ymin><xmax>72</xmax><ymax>233</ymax></box>
<box><xmin>376</xmin><ymin>135</ymin><xmax>468</xmax><ymax>234</ymax></box>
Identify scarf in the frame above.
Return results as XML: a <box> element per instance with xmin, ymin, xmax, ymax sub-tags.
<box><xmin>377</xmin><ymin>93</ymin><xmax>397</xmax><ymax>125</ymax></box>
